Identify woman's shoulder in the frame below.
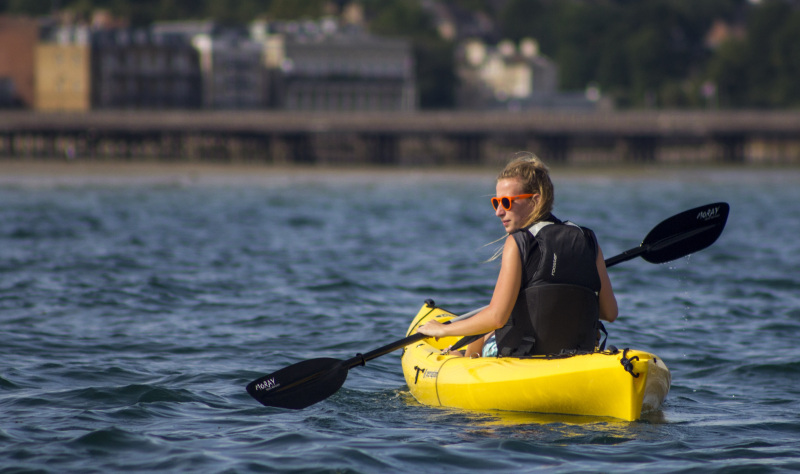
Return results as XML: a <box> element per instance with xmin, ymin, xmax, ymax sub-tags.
<box><xmin>507</xmin><ymin>229</ymin><xmax>533</xmax><ymax>260</ymax></box>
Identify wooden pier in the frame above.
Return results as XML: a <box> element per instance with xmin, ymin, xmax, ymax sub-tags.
<box><xmin>1</xmin><ymin>110</ymin><xmax>799</xmax><ymax>165</ymax></box>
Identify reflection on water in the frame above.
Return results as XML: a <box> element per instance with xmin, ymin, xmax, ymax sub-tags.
<box><xmin>402</xmin><ymin>390</ymin><xmax>666</xmax><ymax>428</ymax></box>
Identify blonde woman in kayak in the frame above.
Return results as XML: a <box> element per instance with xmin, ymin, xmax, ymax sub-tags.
<box><xmin>418</xmin><ymin>153</ymin><xmax>618</xmax><ymax>357</ymax></box>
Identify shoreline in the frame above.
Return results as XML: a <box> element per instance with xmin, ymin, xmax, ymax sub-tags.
<box><xmin>2</xmin><ymin>158</ymin><xmax>800</xmax><ymax>186</ymax></box>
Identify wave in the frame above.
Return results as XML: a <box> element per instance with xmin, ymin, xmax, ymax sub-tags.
<box><xmin>732</xmin><ymin>359</ymin><xmax>800</xmax><ymax>378</ymax></box>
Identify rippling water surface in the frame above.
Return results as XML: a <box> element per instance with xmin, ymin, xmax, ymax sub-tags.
<box><xmin>2</xmin><ymin>166</ymin><xmax>799</xmax><ymax>473</ymax></box>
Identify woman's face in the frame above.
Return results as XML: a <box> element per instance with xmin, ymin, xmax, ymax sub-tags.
<box><xmin>495</xmin><ymin>178</ymin><xmax>539</xmax><ymax>233</ymax></box>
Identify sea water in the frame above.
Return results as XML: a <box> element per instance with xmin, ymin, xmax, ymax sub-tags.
<box><xmin>1</xmin><ymin>166</ymin><xmax>799</xmax><ymax>473</ymax></box>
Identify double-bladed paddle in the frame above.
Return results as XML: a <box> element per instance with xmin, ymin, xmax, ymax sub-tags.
<box><xmin>246</xmin><ymin>202</ymin><xmax>729</xmax><ymax>410</ymax></box>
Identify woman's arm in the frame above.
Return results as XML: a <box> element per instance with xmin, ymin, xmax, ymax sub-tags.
<box><xmin>596</xmin><ymin>245</ymin><xmax>618</xmax><ymax>322</ymax></box>
<box><xmin>418</xmin><ymin>235</ymin><xmax>522</xmax><ymax>338</ymax></box>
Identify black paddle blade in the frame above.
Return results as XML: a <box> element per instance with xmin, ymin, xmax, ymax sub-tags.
<box><xmin>641</xmin><ymin>202</ymin><xmax>729</xmax><ymax>264</ymax></box>
<box><xmin>246</xmin><ymin>357</ymin><xmax>348</xmax><ymax>409</ymax></box>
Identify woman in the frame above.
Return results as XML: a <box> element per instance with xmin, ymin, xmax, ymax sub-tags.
<box><xmin>418</xmin><ymin>153</ymin><xmax>617</xmax><ymax>357</ymax></box>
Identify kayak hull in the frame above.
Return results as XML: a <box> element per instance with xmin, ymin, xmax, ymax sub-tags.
<box><xmin>401</xmin><ymin>303</ymin><xmax>671</xmax><ymax>421</ymax></box>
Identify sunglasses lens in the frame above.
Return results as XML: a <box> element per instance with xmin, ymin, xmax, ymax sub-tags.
<box><xmin>501</xmin><ymin>197</ymin><xmax>512</xmax><ymax>210</ymax></box>
<box><xmin>491</xmin><ymin>198</ymin><xmax>500</xmax><ymax>210</ymax></box>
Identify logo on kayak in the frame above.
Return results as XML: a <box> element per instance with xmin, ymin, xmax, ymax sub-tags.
<box><xmin>413</xmin><ymin>366</ymin><xmax>425</xmax><ymax>383</ymax></box>
<box><xmin>424</xmin><ymin>370</ymin><xmax>438</xmax><ymax>379</ymax></box>
<box><xmin>255</xmin><ymin>377</ymin><xmax>279</xmax><ymax>392</ymax></box>
<box><xmin>697</xmin><ymin>206</ymin><xmax>721</xmax><ymax>221</ymax></box>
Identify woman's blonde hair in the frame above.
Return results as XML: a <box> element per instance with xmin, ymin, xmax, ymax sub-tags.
<box><xmin>496</xmin><ymin>152</ymin><xmax>554</xmax><ymax>228</ymax></box>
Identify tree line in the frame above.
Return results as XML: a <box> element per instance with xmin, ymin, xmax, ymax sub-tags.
<box><xmin>3</xmin><ymin>0</ymin><xmax>800</xmax><ymax>109</ymax></box>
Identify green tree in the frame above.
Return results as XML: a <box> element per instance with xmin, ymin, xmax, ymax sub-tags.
<box><xmin>706</xmin><ymin>0</ymin><xmax>800</xmax><ymax>108</ymax></box>
<box><xmin>552</xmin><ymin>2</ymin><xmax>620</xmax><ymax>91</ymax></box>
<box><xmin>266</xmin><ymin>0</ymin><xmax>325</xmax><ymax>20</ymax></box>
<box><xmin>3</xmin><ymin>0</ymin><xmax>53</xmax><ymax>15</ymax></box>
<box><xmin>446</xmin><ymin>0</ymin><xmax>495</xmax><ymax>15</ymax></box>
<box><xmin>368</xmin><ymin>0</ymin><xmax>435</xmax><ymax>38</ymax></box>
<box><xmin>368</xmin><ymin>0</ymin><xmax>456</xmax><ymax>108</ymax></box>
<box><xmin>769</xmin><ymin>13</ymin><xmax>800</xmax><ymax>106</ymax></box>
<box><xmin>707</xmin><ymin>38</ymin><xmax>749</xmax><ymax>108</ymax></box>
<box><xmin>205</xmin><ymin>0</ymin><xmax>269</xmax><ymax>25</ymax></box>
<box><xmin>414</xmin><ymin>38</ymin><xmax>456</xmax><ymax>109</ymax></box>
<box><xmin>498</xmin><ymin>0</ymin><xmax>549</xmax><ymax>45</ymax></box>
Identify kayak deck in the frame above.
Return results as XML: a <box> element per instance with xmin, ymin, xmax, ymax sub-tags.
<box><xmin>401</xmin><ymin>303</ymin><xmax>671</xmax><ymax>421</ymax></box>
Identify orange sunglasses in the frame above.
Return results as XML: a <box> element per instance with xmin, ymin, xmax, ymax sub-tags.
<box><xmin>491</xmin><ymin>194</ymin><xmax>534</xmax><ymax>211</ymax></box>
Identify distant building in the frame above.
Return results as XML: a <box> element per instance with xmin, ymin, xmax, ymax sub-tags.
<box><xmin>0</xmin><ymin>78</ymin><xmax>14</xmax><ymax>107</ymax></box>
<box><xmin>0</xmin><ymin>16</ymin><xmax>38</xmax><ymax>108</ymax></box>
<box><xmin>153</xmin><ymin>21</ymin><xmax>267</xmax><ymax>109</ymax></box>
<box><xmin>90</xmin><ymin>28</ymin><xmax>202</xmax><ymax>109</ymax></box>
<box><xmin>255</xmin><ymin>20</ymin><xmax>416</xmax><ymax>111</ymax></box>
<box><xmin>35</xmin><ymin>25</ymin><xmax>91</xmax><ymax>111</ymax></box>
<box><xmin>192</xmin><ymin>32</ymin><xmax>266</xmax><ymax>109</ymax></box>
<box><xmin>456</xmin><ymin>38</ymin><xmax>600</xmax><ymax>111</ymax></box>
<box><xmin>10</xmin><ymin>13</ymin><xmax>415</xmax><ymax>112</ymax></box>
<box><xmin>151</xmin><ymin>20</ymin><xmax>217</xmax><ymax>40</ymax></box>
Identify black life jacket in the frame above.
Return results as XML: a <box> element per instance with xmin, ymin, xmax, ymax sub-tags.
<box><xmin>494</xmin><ymin>215</ymin><xmax>602</xmax><ymax>357</ymax></box>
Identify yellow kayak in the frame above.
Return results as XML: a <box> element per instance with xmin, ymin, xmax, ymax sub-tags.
<box><xmin>401</xmin><ymin>302</ymin><xmax>671</xmax><ymax>421</ymax></box>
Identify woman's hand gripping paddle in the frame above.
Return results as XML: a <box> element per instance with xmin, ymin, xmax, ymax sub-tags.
<box><xmin>246</xmin><ymin>202</ymin><xmax>729</xmax><ymax>409</ymax></box>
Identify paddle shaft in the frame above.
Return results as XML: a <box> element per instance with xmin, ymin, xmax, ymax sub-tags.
<box><xmin>343</xmin><ymin>305</ymin><xmax>491</xmax><ymax>369</ymax></box>
<box><xmin>343</xmin><ymin>332</ymin><xmax>427</xmax><ymax>370</ymax></box>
